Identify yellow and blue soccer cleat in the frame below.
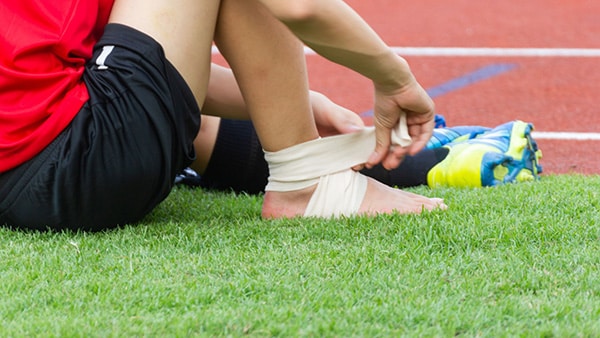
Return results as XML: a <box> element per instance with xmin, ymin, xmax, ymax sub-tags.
<box><xmin>426</xmin><ymin>125</ymin><xmax>490</xmax><ymax>149</ymax></box>
<box><xmin>427</xmin><ymin>120</ymin><xmax>542</xmax><ymax>188</ymax></box>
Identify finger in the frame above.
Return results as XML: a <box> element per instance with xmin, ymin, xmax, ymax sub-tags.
<box><xmin>407</xmin><ymin>135</ymin><xmax>429</xmax><ymax>156</ymax></box>
<box><xmin>381</xmin><ymin>144</ymin><xmax>408</xmax><ymax>170</ymax></box>
<box><xmin>406</xmin><ymin>117</ymin><xmax>434</xmax><ymax>155</ymax></box>
<box><xmin>367</xmin><ymin>125</ymin><xmax>392</xmax><ymax>168</ymax></box>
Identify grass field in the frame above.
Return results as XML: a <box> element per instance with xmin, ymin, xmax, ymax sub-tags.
<box><xmin>1</xmin><ymin>175</ymin><xmax>600</xmax><ymax>337</ymax></box>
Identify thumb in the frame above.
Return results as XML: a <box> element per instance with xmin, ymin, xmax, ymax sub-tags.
<box><xmin>334</xmin><ymin>107</ymin><xmax>365</xmax><ymax>134</ymax></box>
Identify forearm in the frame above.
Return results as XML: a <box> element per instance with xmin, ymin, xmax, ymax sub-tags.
<box><xmin>258</xmin><ymin>0</ymin><xmax>414</xmax><ymax>90</ymax></box>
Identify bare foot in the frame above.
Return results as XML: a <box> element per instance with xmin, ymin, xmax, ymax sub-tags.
<box><xmin>261</xmin><ymin>175</ymin><xmax>446</xmax><ymax>219</ymax></box>
<box><xmin>262</xmin><ymin>184</ymin><xmax>317</xmax><ymax>219</ymax></box>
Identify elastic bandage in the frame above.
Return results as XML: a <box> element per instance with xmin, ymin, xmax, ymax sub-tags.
<box><xmin>264</xmin><ymin>115</ymin><xmax>412</xmax><ymax>217</ymax></box>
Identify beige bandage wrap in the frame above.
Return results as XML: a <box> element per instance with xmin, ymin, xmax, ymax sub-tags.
<box><xmin>264</xmin><ymin>114</ymin><xmax>412</xmax><ymax>217</ymax></box>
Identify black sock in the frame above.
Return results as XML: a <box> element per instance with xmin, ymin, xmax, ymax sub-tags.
<box><xmin>201</xmin><ymin>118</ymin><xmax>450</xmax><ymax>193</ymax></box>
<box><xmin>200</xmin><ymin>119</ymin><xmax>269</xmax><ymax>195</ymax></box>
<box><xmin>360</xmin><ymin>147</ymin><xmax>449</xmax><ymax>187</ymax></box>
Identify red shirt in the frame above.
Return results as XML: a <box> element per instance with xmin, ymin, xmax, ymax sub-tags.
<box><xmin>0</xmin><ymin>0</ymin><xmax>113</xmax><ymax>172</ymax></box>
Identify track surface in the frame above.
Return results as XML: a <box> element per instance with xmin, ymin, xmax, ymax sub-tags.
<box><xmin>305</xmin><ymin>0</ymin><xmax>600</xmax><ymax>175</ymax></box>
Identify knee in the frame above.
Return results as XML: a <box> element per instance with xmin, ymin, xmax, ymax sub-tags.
<box><xmin>261</xmin><ymin>0</ymin><xmax>319</xmax><ymax>24</ymax></box>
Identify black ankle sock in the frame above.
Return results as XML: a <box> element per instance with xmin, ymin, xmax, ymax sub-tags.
<box><xmin>360</xmin><ymin>147</ymin><xmax>449</xmax><ymax>187</ymax></box>
<box><xmin>201</xmin><ymin>119</ymin><xmax>451</xmax><ymax>193</ymax></box>
<box><xmin>200</xmin><ymin>119</ymin><xmax>269</xmax><ymax>194</ymax></box>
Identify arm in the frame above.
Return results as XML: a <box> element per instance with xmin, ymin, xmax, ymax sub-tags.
<box><xmin>203</xmin><ymin>64</ymin><xmax>364</xmax><ymax>135</ymax></box>
<box><xmin>260</xmin><ymin>0</ymin><xmax>408</xmax><ymax>90</ymax></box>
<box><xmin>202</xmin><ymin>64</ymin><xmax>248</xmax><ymax>119</ymax></box>
<box><xmin>258</xmin><ymin>0</ymin><xmax>435</xmax><ymax>169</ymax></box>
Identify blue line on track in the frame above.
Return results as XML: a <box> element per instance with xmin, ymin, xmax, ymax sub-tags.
<box><xmin>360</xmin><ymin>63</ymin><xmax>517</xmax><ymax>117</ymax></box>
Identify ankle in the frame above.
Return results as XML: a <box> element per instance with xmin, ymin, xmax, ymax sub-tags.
<box><xmin>261</xmin><ymin>185</ymin><xmax>317</xmax><ymax>219</ymax></box>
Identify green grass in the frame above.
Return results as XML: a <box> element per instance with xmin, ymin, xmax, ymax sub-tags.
<box><xmin>2</xmin><ymin>175</ymin><xmax>600</xmax><ymax>337</ymax></box>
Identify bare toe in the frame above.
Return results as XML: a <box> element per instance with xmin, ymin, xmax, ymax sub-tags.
<box><xmin>359</xmin><ymin>177</ymin><xmax>447</xmax><ymax>215</ymax></box>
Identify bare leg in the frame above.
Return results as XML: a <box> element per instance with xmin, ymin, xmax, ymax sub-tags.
<box><xmin>214</xmin><ymin>0</ymin><xmax>318</xmax><ymax>215</ymax></box>
<box><xmin>214</xmin><ymin>0</ymin><xmax>318</xmax><ymax>152</ymax></box>
<box><xmin>191</xmin><ymin>115</ymin><xmax>220</xmax><ymax>175</ymax></box>
<box><xmin>213</xmin><ymin>0</ymin><xmax>445</xmax><ymax>218</ymax></box>
<box><xmin>108</xmin><ymin>0</ymin><xmax>221</xmax><ymax>106</ymax></box>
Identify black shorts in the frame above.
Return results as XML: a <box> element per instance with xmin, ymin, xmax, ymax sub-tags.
<box><xmin>0</xmin><ymin>24</ymin><xmax>201</xmax><ymax>231</ymax></box>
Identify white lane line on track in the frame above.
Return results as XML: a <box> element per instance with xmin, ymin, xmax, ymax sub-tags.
<box><xmin>212</xmin><ymin>46</ymin><xmax>600</xmax><ymax>57</ymax></box>
<box><xmin>314</xmin><ymin>47</ymin><xmax>600</xmax><ymax>57</ymax></box>
<box><xmin>213</xmin><ymin>45</ymin><xmax>600</xmax><ymax>140</ymax></box>
<box><xmin>533</xmin><ymin>132</ymin><xmax>600</xmax><ymax>141</ymax></box>
<box><xmin>385</xmin><ymin>47</ymin><xmax>600</xmax><ymax>57</ymax></box>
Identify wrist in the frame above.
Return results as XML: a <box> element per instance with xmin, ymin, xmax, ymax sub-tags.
<box><xmin>371</xmin><ymin>52</ymin><xmax>415</xmax><ymax>93</ymax></box>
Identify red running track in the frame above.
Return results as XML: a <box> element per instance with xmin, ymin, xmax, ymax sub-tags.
<box><xmin>305</xmin><ymin>0</ymin><xmax>600</xmax><ymax>175</ymax></box>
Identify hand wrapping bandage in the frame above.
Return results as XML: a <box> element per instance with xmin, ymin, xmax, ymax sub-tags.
<box><xmin>264</xmin><ymin>115</ymin><xmax>412</xmax><ymax>217</ymax></box>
